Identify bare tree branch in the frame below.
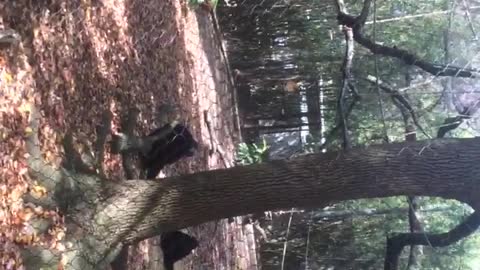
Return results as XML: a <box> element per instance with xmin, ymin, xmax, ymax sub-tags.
<box><xmin>436</xmin><ymin>97</ymin><xmax>480</xmax><ymax>138</ymax></box>
<box><xmin>319</xmin><ymin>97</ymin><xmax>359</xmax><ymax>150</ymax></box>
<box><xmin>337</xmin><ymin>26</ymin><xmax>355</xmax><ymax>149</ymax></box>
<box><xmin>385</xmin><ymin>211</ymin><xmax>480</xmax><ymax>270</ymax></box>
<box><xmin>336</xmin><ymin>0</ymin><xmax>479</xmax><ymax>78</ymax></box>
<box><xmin>364</xmin><ymin>75</ymin><xmax>430</xmax><ymax>138</ymax></box>
<box><xmin>461</xmin><ymin>0</ymin><xmax>478</xmax><ymax>39</ymax></box>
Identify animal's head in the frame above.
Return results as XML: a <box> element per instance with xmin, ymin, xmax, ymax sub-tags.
<box><xmin>171</xmin><ymin>123</ymin><xmax>198</xmax><ymax>157</ymax></box>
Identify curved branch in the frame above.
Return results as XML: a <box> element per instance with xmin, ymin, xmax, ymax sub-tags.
<box><xmin>364</xmin><ymin>76</ymin><xmax>430</xmax><ymax>138</ymax></box>
<box><xmin>384</xmin><ymin>211</ymin><xmax>480</xmax><ymax>270</ymax></box>
<box><xmin>336</xmin><ymin>1</ymin><xmax>479</xmax><ymax>78</ymax></box>
<box><xmin>354</xmin><ymin>32</ymin><xmax>477</xmax><ymax>77</ymax></box>
<box><xmin>436</xmin><ymin>115</ymin><xmax>469</xmax><ymax>138</ymax></box>
<box><xmin>436</xmin><ymin>97</ymin><xmax>480</xmax><ymax>138</ymax></box>
<box><xmin>337</xmin><ymin>26</ymin><xmax>355</xmax><ymax>149</ymax></box>
<box><xmin>355</xmin><ymin>0</ymin><xmax>372</xmax><ymax>26</ymax></box>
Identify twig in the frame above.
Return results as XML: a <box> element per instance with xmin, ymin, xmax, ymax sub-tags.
<box><xmin>204</xmin><ymin>110</ymin><xmax>231</xmax><ymax>168</ymax></box>
<box><xmin>364</xmin><ymin>75</ymin><xmax>431</xmax><ymax>138</ymax></box>
<box><xmin>208</xmin><ymin>8</ymin><xmax>243</xmax><ymax>141</ymax></box>
<box><xmin>372</xmin><ymin>0</ymin><xmax>389</xmax><ymax>143</ymax></box>
<box><xmin>203</xmin><ymin>110</ymin><xmax>216</xmax><ymax>155</ymax></box>
<box><xmin>461</xmin><ymin>0</ymin><xmax>478</xmax><ymax>39</ymax></box>
<box><xmin>364</xmin><ymin>6</ymin><xmax>480</xmax><ymax>25</ymax></box>
<box><xmin>280</xmin><ymin>209</ymin><xmax>294</xmax><ymax>270</ymax></box>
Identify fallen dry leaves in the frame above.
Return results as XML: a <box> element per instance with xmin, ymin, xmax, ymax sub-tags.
<box><xmin>1</xmin><ymin>0</ymin><xmax>239</xmax><ymax>269</ymax></box>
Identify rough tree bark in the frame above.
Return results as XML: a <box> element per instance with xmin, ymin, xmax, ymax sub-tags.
<box><xmin>22</xmin><ymin>106</ymin><xmax>480</xmax><ymax>270</ymax></box>
<box><xmin>106</xmin><ymin>138</ymin><xmax>480</xmax><ymax>235</ymax></box>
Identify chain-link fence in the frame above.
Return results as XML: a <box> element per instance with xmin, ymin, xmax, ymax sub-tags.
<box><xmin>0</xmin><ymin>0</ymin><xmax>249</xmax><ymax>269</ymax></box>
<box><xmin>2</xmin><ymin>0</ymin><xmax>480</xmax><ymax>269</ymax></box>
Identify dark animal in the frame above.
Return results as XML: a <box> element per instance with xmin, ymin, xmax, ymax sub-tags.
<box><xmin>111</xmin><ymin>121</ymin><xmax>198</xmax><ymax>179</ymax></box>
<box><xmin>112</xmin><ymin>122</ymin><xmax>200</xmax><ymax>269</ymax></box>
<box><xmin>161</xmin><ymin>231</ymin><xmax>199</xmax><ymax>270</ymax></box>
<box><xmin>141</xmin><ymin>123</ymin><xmax>198</xmax><ymax>179</ymax></box>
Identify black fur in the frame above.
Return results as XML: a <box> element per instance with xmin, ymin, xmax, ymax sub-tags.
<box><xmin>161</xmin><ymin>231</ymin><xmax>199</xmax><ymax>270</ymax></box>
<box><xmin>141</xmin><ymin>123</ymin><xmax>198</xmax><ymax>179</ymax></box>
<box><xmin>111</xmin><ymin>123</ymin><xmax>199</xmax><ymax>270</ymax></box>
<box><xmin>111</xmin><ymin>122</ymin><xmax>198</xmax><ymax>179</ymax></box>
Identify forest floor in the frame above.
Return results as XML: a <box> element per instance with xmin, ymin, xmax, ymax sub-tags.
<box><xmin>0</xmin><ymin>0</ymin><xmax>246</xmax><ymax>269</ymax></box>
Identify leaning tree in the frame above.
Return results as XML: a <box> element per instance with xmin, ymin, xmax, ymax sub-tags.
<box><xmin>16</xmin><ymin>0</ymin><xmax>480</xmax><ymax>269</ymax></box>
<box><xmin>20</xmin><ymin>102</ymin><xmax>480</xmax><ymax>270</ymax></box>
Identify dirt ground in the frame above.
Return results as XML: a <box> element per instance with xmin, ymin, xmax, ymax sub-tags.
<box><xmin>0</xmin><ymin>0</ymin><xmax>250</xmax><ymax>269</ymax></box>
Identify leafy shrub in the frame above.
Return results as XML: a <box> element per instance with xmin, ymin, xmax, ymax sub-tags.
<box><xmin>236</xmin><ymin>138</ymin><xmax>269</xmax><ymax>165</ymax></box>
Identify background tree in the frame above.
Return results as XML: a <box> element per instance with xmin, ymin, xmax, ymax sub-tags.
<box><xmin>219</xmin><ymin>0</ymin><xmax>480</xmax><ymax>269</ymax></box>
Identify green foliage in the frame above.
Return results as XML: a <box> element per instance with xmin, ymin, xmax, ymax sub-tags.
<box><xmin>236</xmin><ymin>138</ymin><xmax>269</xmax><ymax>165</ymax></box>
<box><xmin>223</xmin><ymin>0</ymin><xmax>480</xmax><ymax>267</ymax></box>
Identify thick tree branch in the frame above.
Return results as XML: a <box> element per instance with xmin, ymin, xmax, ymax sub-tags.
<box><xmin>95</xmin><ymin>137</ymin><xmax>480</xmax><ymax>246</ymax></box>
<box><xmin>110</xmin><ymin>108</ymin><xmax>139</xmax><ymax>270</ymax></box>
